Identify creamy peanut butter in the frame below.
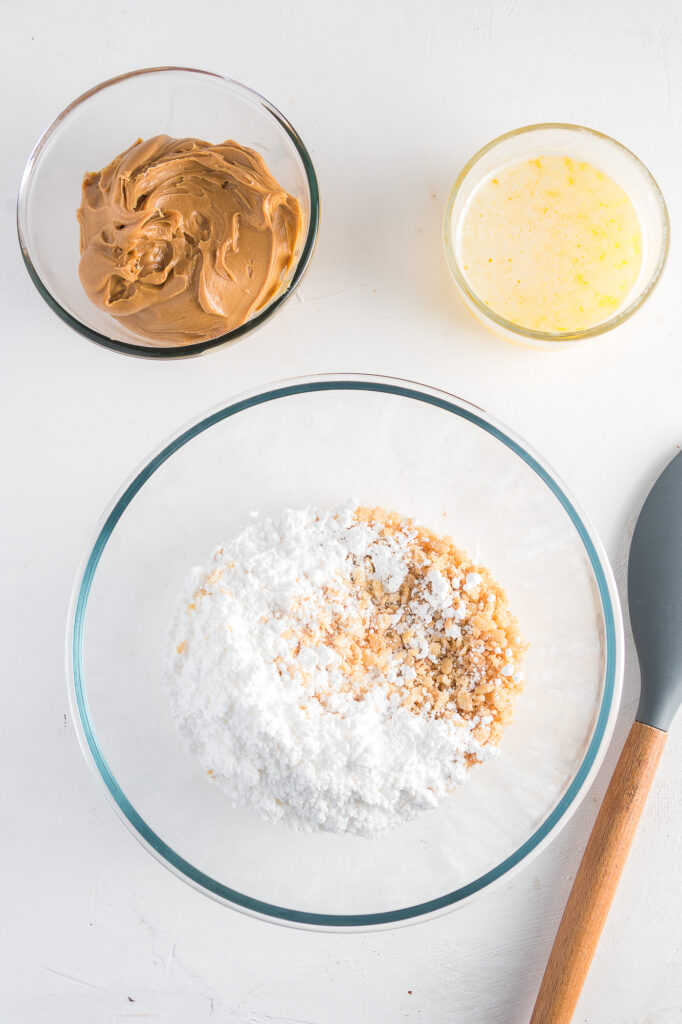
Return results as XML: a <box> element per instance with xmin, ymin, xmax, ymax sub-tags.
<box><xmin>77</xmin><ymin>135</ymin><xmax>303</xmax><ymax>345</ymax></box>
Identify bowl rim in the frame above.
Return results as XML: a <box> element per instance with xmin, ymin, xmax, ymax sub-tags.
<box><xmin>442</xmin><ymin>122</ymin><xmax>670</xmax><ymax>348</ymax></box>
<box><xmin>16</xmin><ymin>66</ymin><xmax>320</xmax><ymax>360</ymax></box>
<box><xmin>66</xmin><ymin>372</ymin><xmax>624</xmax><ymax>931</ymax></box>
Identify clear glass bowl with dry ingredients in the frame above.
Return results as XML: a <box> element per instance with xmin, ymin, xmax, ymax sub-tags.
<box><xmin>17</xmin><ymin>67</ymin><xmax>319</xmax><ymax>358</ymax></box>
<box><xmin>443</xmin><ymin>124</ymin><xmax>669</xmax><ymax>349</ymax></box>
<box><xmin>68</xmin><ymin>374</ymin><xmax>623</xmax><ymax>930</ymax></box>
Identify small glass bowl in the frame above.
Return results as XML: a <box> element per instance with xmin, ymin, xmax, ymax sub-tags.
<box><xmin>443</xmin><ymin>124</ymin><xmax>669</xmax><ymax>350</ymax></box>
<box><xmin>17</xmin><ymin>67</ymin><xmax>320</xmax><ymax>359</ymax></box>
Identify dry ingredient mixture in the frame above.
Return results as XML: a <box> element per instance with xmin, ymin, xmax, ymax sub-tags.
<box><xmin>77</xmin><ymin>135</ymin><xmax>302</xmax><ymax>345</ymax></box>
<box><xmin>166</xmin><ymin>504</ymin><xmax>527</xmax><ymax>837</ymax></box>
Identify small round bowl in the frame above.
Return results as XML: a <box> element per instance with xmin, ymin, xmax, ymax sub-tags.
<box><xmin>443</xmin><ymin>124</ymin><xmax>669</xmax><ymax>349</ymax></box>
<box><xmin>68</xmin><ymin>374</ymin><xmax>623</xmax><ymax>930</ymax></box>
<box><xmin>17</xmin><ymin>67</ymin><xmax>319</xmax><ymax>358</ymax></box>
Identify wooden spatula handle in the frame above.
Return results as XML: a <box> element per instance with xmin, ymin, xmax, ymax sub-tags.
<box><xmin>530</xmin><ymin>720</ymin><xmax>667</xmax><ymax>1024</ymax></box>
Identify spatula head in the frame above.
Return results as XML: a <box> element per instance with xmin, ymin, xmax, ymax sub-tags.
<box><xmin>627</xmin><ymin>451</ymin><xmax>682</xmax><ymax>731</ymax></box>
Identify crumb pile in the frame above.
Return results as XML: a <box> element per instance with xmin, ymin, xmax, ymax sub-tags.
<box><xmin>166</xmin><ymin>504</ymin><xmax>526</xmax><ymax>837</ymax></box>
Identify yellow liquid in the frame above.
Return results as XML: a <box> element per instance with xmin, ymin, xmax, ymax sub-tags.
<box><xmin>458</xmin><ymin>156</ymin><xmax>643</xmax><ymax>334</ymax></box>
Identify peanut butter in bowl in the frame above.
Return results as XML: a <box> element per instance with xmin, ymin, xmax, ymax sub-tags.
<box><xmin>77</xmin><ymin>135</ymin><xmax>303</xmax><ymax>346</ymax></box>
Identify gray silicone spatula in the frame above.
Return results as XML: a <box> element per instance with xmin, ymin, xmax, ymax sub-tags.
<box><xmin>531</xmin><ymin>450</ymin><xmax>682</xmax><ymax>1023</ymax></box>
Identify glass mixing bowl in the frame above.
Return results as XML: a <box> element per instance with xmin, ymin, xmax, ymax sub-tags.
<box><xmin>17</xmin><ymin>67</ymin><xmax>319</xmax><ymax>358</ymax></box>
<box><xmin>68</xmin><ymin>375</ymin><xmax>623</xmax><ymax>930</ymax></box>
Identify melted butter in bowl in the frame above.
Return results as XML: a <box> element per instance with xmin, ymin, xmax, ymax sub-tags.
<box><xmin>77</xmin><ymin>135</ymin><xmax>303</xmax><ymax>346</ymax></box>
<box><xmin>443</xmin><ymin>125</ymin><xmax>669</xmax><ymax>348</ymax></box>
<box><xmin>458</xmin><ymin>156</ymin><xmax>642</xmax><ymax>334</ymax></box>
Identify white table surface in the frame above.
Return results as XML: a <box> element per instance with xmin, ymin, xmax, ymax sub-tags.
<box><xmin>2</xmin><ymin>2</ymin><xmax>681</xmax><ymax>1021</ymax></box>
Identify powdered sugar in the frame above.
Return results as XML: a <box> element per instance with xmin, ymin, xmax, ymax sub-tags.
<box><xmin>165</xmin><ymin>503</ymin><xmax>513</xmax><ymax>838</ymax></box>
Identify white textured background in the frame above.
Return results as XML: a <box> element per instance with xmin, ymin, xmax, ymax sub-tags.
<box><xmin>2</xmin><ymin>1</ymin><xmax>681</xmax><ymax>1021</ymax></box>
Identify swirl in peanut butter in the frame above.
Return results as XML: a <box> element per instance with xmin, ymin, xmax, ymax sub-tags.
<box><xmin>77</xmin><ymin>135</ymin><xmax>303</xmax><ymax>345</ymax></box>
